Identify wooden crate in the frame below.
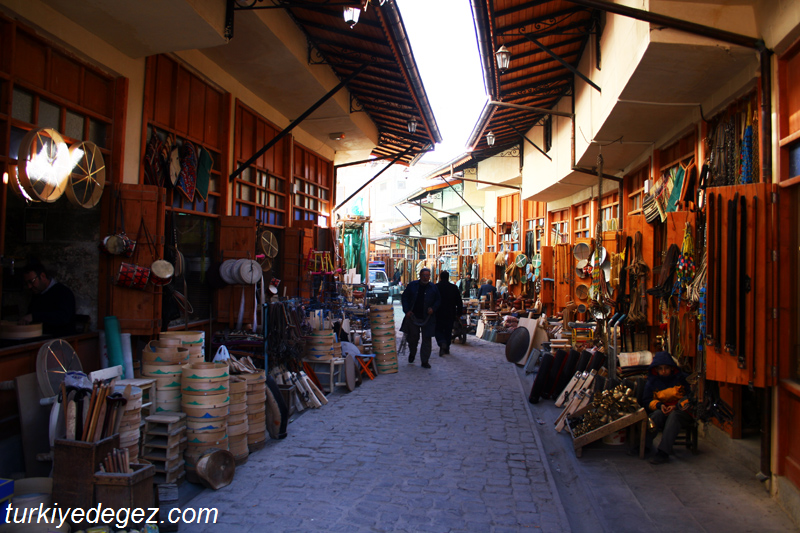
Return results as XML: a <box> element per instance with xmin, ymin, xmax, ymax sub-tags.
<box><xmin>94</xmin><ymin>463</ymin><xmax>155</xmax><ymax>509</ymax></box>
<box><xmin>569</xmin><ymin>408</ymin><xmax>647</xmax><ymax>458</ymax></box>
<box><xmin>53</xmin><ymin>435</ymin><xmax>119</xmax><ymax>509</ymax></box>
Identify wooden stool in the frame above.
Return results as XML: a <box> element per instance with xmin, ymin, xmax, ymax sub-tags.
<box><xmin>117</xmin><ymin>378</ymin><xmax>157</xmax><ymax>417</ymax></box>
<box><xmin>303</xmin><ymin>358</ymin><xmax>346</xmax><ymax>393</ymax></box>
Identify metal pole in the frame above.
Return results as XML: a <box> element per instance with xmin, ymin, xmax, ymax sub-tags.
<box><xmin>417</xmin><ymin>202</ymin><xmax>458</xmax><ymax>237</ymax></box>
<box><xmin>523</xmin><ymin>34</ymin><xmax>602</xmax><ymax>93</ymax></box>
<box><xmin>489</xmin><ymin>100</ymin><xmax>574</xmax><ymax>118</ymax></box>
<box><xmin>441</xmin><ymin>177</ymin><xmax>496</xmax><ymax>234</ymax></box>
<box><xmin>395</xmin><ymin>205</ymin><xmax>423</xmax><ymax>234</ymax></box>
<box><xmin>231</xmin><ymin>64</ymin><xmax>368</xmax><ymax>181</ymax></box>
<box><xmin>335</xmin><ymin>146</ymin><xmax>413</xmax><ymax>211</ymax></box>
<box><xmin>511</xmin><ymin>124</ymin><xmax>552</xmax><ymax>161</ymax></box>
<box><xmin>566</xmin><ymin>0</ymin><xmax>762</xmax><ymax>49</ymax></box>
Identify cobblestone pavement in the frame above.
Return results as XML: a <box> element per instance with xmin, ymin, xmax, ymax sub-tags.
<box><xmin>183</xmin><ymin>312</ymin><xmax>568</xmax><ymax>532</ymax></box>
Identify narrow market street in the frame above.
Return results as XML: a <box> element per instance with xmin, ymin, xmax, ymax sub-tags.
<box><xmin>180</xmin><ymin>303</ymin><xmax>795</xmax><ymax>533</ymax></box>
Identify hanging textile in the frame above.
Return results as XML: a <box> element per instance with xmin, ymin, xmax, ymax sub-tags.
<box><xmin>342</xmin><ymin>226</ymin><xmax>365</xmax><ymax>280</ymax></box>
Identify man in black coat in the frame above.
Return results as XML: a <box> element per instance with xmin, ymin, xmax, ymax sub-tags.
<box><xmin>435</xmin><ymin>271</ymin><xmax>463</xmax><ymax>356</ymax></box>
<box><xmin>19</xmin><ymin>262</ymin><xmax>76</xmax><ymax>337</ymax></box>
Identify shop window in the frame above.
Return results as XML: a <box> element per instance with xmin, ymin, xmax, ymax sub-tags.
<box><xmin>573</xmin><ymin>200</ymin><xmax>591</xmax><ymax>239</ymax></box>
<box><xmin>292</xmin><ymin>143</ymin><xmax>332</xmax><ymax>227</ymax></box>
<box><xmin>0</xmin><ymin>19</ymin><xmax>119</xmax><ymax>330</ymax></box>
<box><xmin>625</xmin><ymin>164</ymin><xmax>649</xmax><ymax>215</ymax></box>
<box><xmin>550</xmin><ymin>208</ymin><xmax>569</xmax><ymax>245</ymax></box>
<box><xmin>600</xmin><ymin>192</ymin><xmax>619</xmax><ymax>231</ymax></box>
<box><xmin>233</xmin><ymin>100</ymin><xmax>288</xmax><ymax>227</ymax></box>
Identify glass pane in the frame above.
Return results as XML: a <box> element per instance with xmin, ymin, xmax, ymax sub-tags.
<box><xmin>88</xmin><ymin>119</ymin><xmax>107</xmax><ymax>148</ymax></box>
<box><xmin>277</xmin><ymin>195</ymin><xmax>284</xmax><ymax>209</ymax></box>
<box><xmin>39</xmin><ymin>99</ymin><xmax>60</xmax><ymax>130</ymax></box>
<box><xmin>65</xmin><ymin>111</ymin><xmax>83</xmax><ymax>141</ymax></box>
<box><xmin>242</xmin><ymin>184</ymin><xmax>254</xmax><ymax>201</ymax></box>
<box><xmin>11</xmin><ymin>88</ymin><xmax>33</xmax><ymax>123</ymax></box>
<box><xmin>209</xmin><ymin>195</ymin><xmax>218</xmax><ymax>214</ymax></box>
<box><xmin>9</xmin><ymin>126</ymin><xmax>26</xmax><ymax>159</ymax></box>
<box><xmin>195</xmin><ymin>196</ymin><xmax>206</xmax><ymax>213</ymax></box>
<box><xmin>295</xmin><ymin>195</ymin><xmax>302</xmax><ymax>207</ymax></box>
<box><xmin>209</xmin><ymin>176</ymin><xmax>218</xmax><ymax>193</ymax></box>
<box><xmin>241</xmin><ymin>204</ymin><xmax>252</xmax><ymax>216</ymax></box>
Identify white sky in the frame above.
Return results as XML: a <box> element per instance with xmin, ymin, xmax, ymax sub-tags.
<box><xmin>395</xmin><ymin>0</ymin><xmax>487</xmax><ymax>166</ymax></box>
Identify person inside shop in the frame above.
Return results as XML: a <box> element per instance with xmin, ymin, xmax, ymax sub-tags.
<box><xmin>478</xmin><ymin>278</ymin><xmax>497</xmax><ymax>304</ymax></box>
<box><xmin>400</xmin><ymin>267</ymin><xmax>440</xmax><ymax>369</ymax></box>
<box><xmin>457</xmin><ymin>272</ymin><xmax>477</xmax><ymax>299</ymax></box>
<box><xmin>18</xmin><ymin>261</ymin><xmax>76</xmax><ymax>337</ymax></box>
<box><xmin>639</xmin><ymin>351</ymin><xmax>694</xmax><ymax>465</ymax></box>
<box><xmin>391</xmin><ymin>268</ymin><xmax>402</xmax><ymax>286</ymax></box>
<box><xmin>434</xmin><ymin>271</ymin><xmax>463</xmax><ymax>357</ymax></box>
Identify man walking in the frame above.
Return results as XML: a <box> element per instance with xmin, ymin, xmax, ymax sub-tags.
<box><xmin>435</xmin><ymin>271</ymin><xmax>463</xmax><ymax>356</ymax></box>
<box><xmin>401</xmin><ymin>267</ymin><xmax>440</xmax><ymax>369</ymax></box>
<box><xmin>458</xmin><ymin>272</ymin><xmax>476</xmax><ymax>298</ymax></box>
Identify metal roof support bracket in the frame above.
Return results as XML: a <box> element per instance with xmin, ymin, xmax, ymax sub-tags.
<box><xmin>511</xmin><ymin>124</ymin><xmax>552</xmax><ymax>162</ymax></box>
<box><xmin>335</xmin><ymin>145</ymin><xmax>414</xmax><ymax>212</ymax></box>
<box><xmin>441</xmin><ymin>177</ymin><xmax>496</xmax><ymax>235</ymax></box>
<box><xmin>395</xmin><ymin>206</ymin><xmax>423</xmax><ymax>235</ymax></box>
<box><xmin>230</xmin><ymin>63</ymin><xmax>369</xmax><ymax>182</ymax></box>
<box><xmin>416</xmin><ymin>202</ymin><xmax>458</xmax><ymax>237</ymax></box>
<box><xmin>523</xmin><ymin>33</ymin><xmax>601</xmax><ymax>93</ymax></box>
<box><xmin>565</xmin><ymin>0</ymin><xmax>763</xmax><ymax>50</ymax></box>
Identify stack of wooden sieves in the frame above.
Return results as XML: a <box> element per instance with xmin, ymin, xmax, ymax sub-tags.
<box><xmin>142</xmin><ymin>339</ymin><xmax>188</xmax><ymax>413</ymax></box>
<box><xmin>370</xmin><ymin>304</ymin><xmax>398</xmax><ymax>374</ymax></box>
<box><xmin>180</xmin><ymin>362</ymin><xmax>229</xmax><ymax>481</ymax></box>
<box><xmin>305</xmin><ymin>329</ymin><xmax>335</xmax><ymax>360</ymax></box>
<box><xmin>227</xmin><ymin>376</ymin><xmax>249</xmax><ymax>464</ymax></box>
<box><xmin>242</xmin><ymin>371</ymin><xmax>267</xmax><ymax>453</ymax></box>
<box><xmin>114</xmin><ymin>384</ymin><xmax>143</xmax><ymax>463</ymax></box>
<box><xmin>160</xmin><ymin>331</ymin><xmax>205</xmax><ymax>364</ymax></box>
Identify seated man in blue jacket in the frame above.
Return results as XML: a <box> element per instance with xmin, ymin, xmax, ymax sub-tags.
<box><xmin>400</xmin><ymin>268</ymin><xmax>440</xmax><ymax>369</ymax></box>
<box><xmin>642</xmin><ymin>351</ymin><xmax>694</xmax><ymax>465</ymax></box>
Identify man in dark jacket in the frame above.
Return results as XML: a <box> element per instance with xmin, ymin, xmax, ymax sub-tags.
<box><xmin>401</xmin><ymin>268</ymin><xmax>440</xmax><ymax>368</ymax></box>
<box><xmin>478</xmin><ymin>279</ymin><xmax>497</xmax><ymax>304</ymax></box>
<box><xmin>641</xmin><ymin>351</ymin><xmax>694</xmax><ymax>464</ymax></box>
<box><xmin>457</xmin><ymin>273</ymin><xmax>476</xmax><ymax>298</ymax></box>
<box><xmin>435</xmin><ymin>271</ymin><xmax>463</xmax><ymax>356</ymax></box>
<box><xmin>19</xmin><ymin>262</ymin><xmax>76</xmax><ymax>337</ymax></box>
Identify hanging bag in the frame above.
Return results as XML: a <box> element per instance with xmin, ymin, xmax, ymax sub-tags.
<box><xmin>115</xmin><ymin>217</ymin><xmax>154</xmax><ymax>290</ymax></box>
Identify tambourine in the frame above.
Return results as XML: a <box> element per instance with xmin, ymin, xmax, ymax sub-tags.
<box><xmin>150</xmin><ymin>259</ymin><xmax>175</xmax><ymax>286</ymax></box>
<box><xmin>116</xmin><ymin>262</ymin><xmax>150</xmax><ymax>290</ymax></box>
<box><xmin>102</xmin><ymin>233</ymin><xmax>136</xmax><ymax>257</ymax></box>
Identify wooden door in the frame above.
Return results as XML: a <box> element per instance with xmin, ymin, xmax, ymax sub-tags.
<box><xmin>98</xmin><ymin>184</ymin><xmax>165</xmax><ymax>335</ymax></box>
<box><xmin>282</xmin><ymin>227</ymin><xmax>305</xmax><ymax>298</ymax></box>
<box><xmin>214</xmin><ymin>216</ymin><xmax>256</xmax><ymax>328</ymax></box>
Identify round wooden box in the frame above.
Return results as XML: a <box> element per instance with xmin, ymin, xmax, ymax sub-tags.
<box><xmin>182</xmin><ymin>392</ymin><xmax>229</xmax><ymax>409</ymax></box>
<box><xmin>182</xmin><ymin>381</ymin><xmax>230</xmax><ymax>396</ymax></box>
<box><xmin>182</xmin><ymin>405</ymin><xmax>229</xmax><ymax>419</ymax></box>
<box><xmin>182</xmin><ymin>362</ymin><xmax>229</xmax><ymax>382</ymax></box>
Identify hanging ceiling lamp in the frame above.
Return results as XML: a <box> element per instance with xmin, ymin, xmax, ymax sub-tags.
<box><xmin>486</xmin><ymin>131</ymin><xmax>496</xmax><ymax>147</ymax></box>
<box><xmin>407</xmin><ymin>118</ymin><xmax>418</xmax><ymax>134</ymax></box>
<box><xmin>343</xmin><ymin>7</ymin><xmax>361</xmax><ymax>28</ymax></box>
<box><xmin>495</xmin><ymin>45</ymin><xmax>511</xmax><ymax>71</ymax></box>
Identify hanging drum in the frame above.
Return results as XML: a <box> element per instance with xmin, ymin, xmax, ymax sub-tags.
<box><xmin>573</xmin><ymin>242</ymin><xmax>592</xmax><ymax>262</ymax></box>
<box><xmin>575</xmin><ymin>259</ymin><xmax>589</xmax><ymax>279</ymax></box>
<box><xmin>65</xmin><ymin>141</ymin><xmax>105</xmax><ymax>208</ymax></box>
<box><xmin>576</xmin><ymin>284</ymin><xmax>589</xmax><ymax>300</ymax></box>
<box><xmin>150</xmin><ymin>259</ymin><xmax>175</xmax><ymax>286</ymax></box>
<box><xmin>16</xmin><ymin>128</ymin><xmax>71</xmax><ymax>203</ymax></box>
